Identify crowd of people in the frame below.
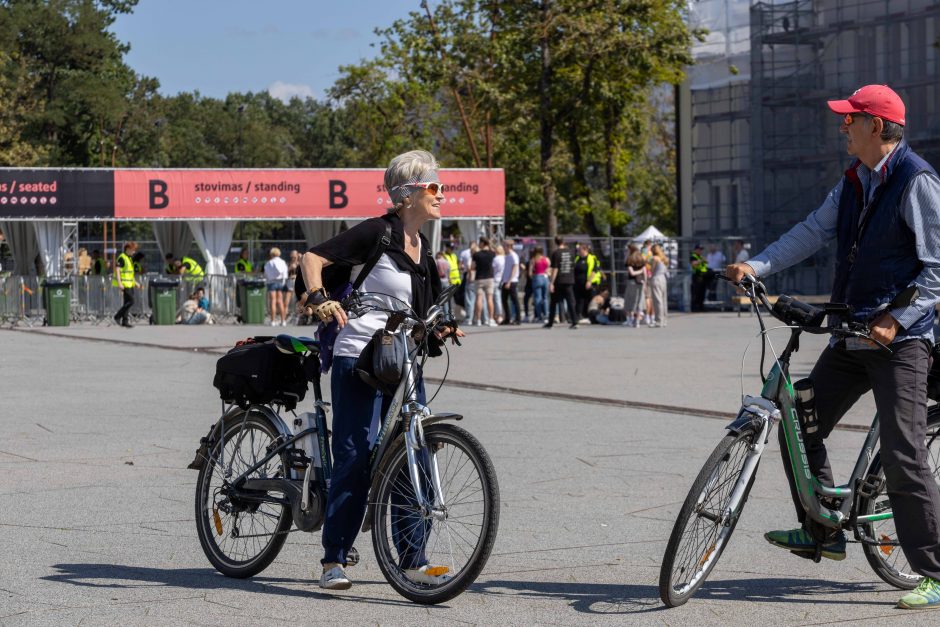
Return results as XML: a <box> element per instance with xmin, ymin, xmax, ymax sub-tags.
<box><xmin>435</xmin><ymin>236</ymin><xmax>673</xmax><ymax>330</ymax></box>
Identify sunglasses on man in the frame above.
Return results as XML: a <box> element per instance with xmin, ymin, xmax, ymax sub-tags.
<box><xmin>843</xmin><ymin>112</ymin><xmax>872</xmax><ymax>126</ymax></box>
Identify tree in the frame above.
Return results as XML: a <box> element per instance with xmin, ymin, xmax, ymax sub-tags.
<box><xmin>0</xmin><ymin>51</ymin><xmax>48</xmax><ymax>164</ymax></box>
<box><xmin>348</xmin><ymin>0</ymin><xmax>696</xmax><ymax>236</ymax></box>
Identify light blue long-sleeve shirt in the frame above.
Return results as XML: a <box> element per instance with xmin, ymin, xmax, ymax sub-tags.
<box><xmin>748</xmin><ymin>149</ymin><xmax>940</xmax><ymax>343</ymax></box>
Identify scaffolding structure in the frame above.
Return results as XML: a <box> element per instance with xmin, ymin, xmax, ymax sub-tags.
<box><xmin>687</xmin><ymin>0</ymin><xmax>940</xmax><ymax>295</ymax></box>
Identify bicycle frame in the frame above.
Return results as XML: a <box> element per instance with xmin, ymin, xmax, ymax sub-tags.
<box><xmin>760</xmin><ymin>331</ymin><xmax>890</xmax><ymax>530</ymax></box>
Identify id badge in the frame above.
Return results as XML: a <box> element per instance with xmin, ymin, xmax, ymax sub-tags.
<box><xmin>845</xmin><ymin>337</ymin><xmax>879</xmax><ymax>351</ymax></box>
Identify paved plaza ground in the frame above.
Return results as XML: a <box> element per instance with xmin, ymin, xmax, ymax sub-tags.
<box><xmin>0</xmin><ymin>312</ymin><xmax>934</xmax><ymax>625</ymax></box>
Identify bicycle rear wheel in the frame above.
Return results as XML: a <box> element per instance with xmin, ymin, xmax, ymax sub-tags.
<box><xmin>659</xmin><ymin>428</ymin><xmax>760</xmax><ymax>607</ymax></box>
<box><xmin>195</xmin><ymin>410</ymin><xmax>292</xmax><ymax>578</ymax></box>
<box><xmin>371</xmin><ymin>424</ymin><xmax>499</xmax><ymax>605</ymax></box>
<box><xmin>857</xmin><ymin>406</ymin><xmax>940</xmax><ymax>589</ymax></box>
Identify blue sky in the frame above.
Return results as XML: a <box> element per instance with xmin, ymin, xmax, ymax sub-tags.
<box><xmin>110</xmin><ymin>0</ymin><xmax>437</xmax><ymax>101</ymax></box>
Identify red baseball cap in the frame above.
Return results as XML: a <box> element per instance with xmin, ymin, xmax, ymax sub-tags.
<box><xmin>827</xmin><ymin>84</ymin><xmax>905</xmax><ymax>126</ymax></box>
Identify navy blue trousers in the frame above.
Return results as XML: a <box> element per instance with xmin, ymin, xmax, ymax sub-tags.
<box><xmin>321</xmin><ymin>356</ymin><xmax>428</xmax><ymax>568</ymax></box>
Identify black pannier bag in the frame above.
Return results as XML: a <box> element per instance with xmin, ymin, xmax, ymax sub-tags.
<box><xmin>213</xmin><ymin>338</ymin><xmax>308</xmax><ymax>410</ymax></box>
<box><xmin>928</xmin><ymin>344</ymin><xmax>940</xmax><ymax>402</ymax></box>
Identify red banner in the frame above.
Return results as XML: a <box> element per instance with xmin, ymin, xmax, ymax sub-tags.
<box><xmin>113</xmin><ymin>169</ymin><xmax>504</xmax><ymax>219</ymax></box>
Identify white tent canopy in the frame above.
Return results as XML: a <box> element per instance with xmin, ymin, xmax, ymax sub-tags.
<box><xmin>633</xmin><ymin>225</ymin><xmax>667</xmax><ymax>242</ymax></box>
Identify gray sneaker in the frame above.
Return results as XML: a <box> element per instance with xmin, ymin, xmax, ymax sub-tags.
<box><xmin>319</xmin><ymin>564</ymin><xmax>352</xmax><ymax>590</ymax></box>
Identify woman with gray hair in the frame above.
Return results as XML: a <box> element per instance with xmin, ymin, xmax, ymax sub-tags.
<box><xmin>297</xmin><ymin>150</ymin><xmax>463</xmax><ymax>591</ymax></box>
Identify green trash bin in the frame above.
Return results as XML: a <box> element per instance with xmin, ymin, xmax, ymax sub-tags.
<box><xmin>149</xmin><ymin>278</ymin><xmax>180</xmax><ymax>325</ymax></box>
<box><xmin>42</xmin><ymin>278</ymin><xmax>72</xmax><ymax>327</ymax></box>
<box><xmin>238</xmin><ymin>278</ymin><xmax>266</xmax><ymax>324</ymax></box>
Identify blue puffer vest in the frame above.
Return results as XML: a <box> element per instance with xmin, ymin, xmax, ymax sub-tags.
<box><xmin>831</xmin><ymin>140</ymin><xmax>937</xmax><ymax>337</ymax></box>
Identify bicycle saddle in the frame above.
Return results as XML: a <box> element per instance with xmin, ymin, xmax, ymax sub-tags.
<box><xmin>274</xmin><ymin>334</ymin><xmax>320</xmax><ymax>355</ymax></box>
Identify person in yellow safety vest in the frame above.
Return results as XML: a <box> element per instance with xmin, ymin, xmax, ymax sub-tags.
<box><xmin>690</xmin><ymin>243</ymin><xmax>709</xmax><ymax>312</ymax></box>
<box><xmin>163</xmin><ymin>253</ymin><xmax>178</xmax><ymax>275</ymax></box>
<box><xmin>112</xmin><ymin>241</ymin><xmax>140</xmax><ymax>328</ymax></box>
<box><xmin>132</xmin><ymin>251</ymin><xmax>145</xmax><ymax>275</ymax></box>
<box><xmin>443</xmin><ymin>245</ymin><xmax>460</xmax><ymax>286</ymax></box>
<box><xmin>235</xmin><ymin>249</ymin><xmax>253</xmax><ymax>274</ymax></box>
<box><xmin>179</xmin><ymin>256</ymin><xmax>205</xmax><ymax>282</ymax></box>
<box><xmin>91</xmin><ymin>249</ymin><xmax>107</xmax><ymax>276</ymax></box>
<box><xmin>574</xmin><ymin>242</ymin><xmax>603</xmax><ymax>321</ymax></box>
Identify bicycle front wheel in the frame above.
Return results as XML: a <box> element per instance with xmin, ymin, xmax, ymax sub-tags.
<box><xmin>857</xmin><ymin>406</ymin><xmax>940</xmax><ymax>589</ymax></box>
<box><xmin>371</xmin><ymin>423</ymin><xmax>499</xmax><ymax>605</ymax></box>
<box><xmin>659</xmin><ymin>429</ymin><xmax>760</xmax><ymax>607</ymax></box>
<box><xmin>194</xmin><ymin>410</ymin><xmax>292</xmax><ymax>578</ymax></box>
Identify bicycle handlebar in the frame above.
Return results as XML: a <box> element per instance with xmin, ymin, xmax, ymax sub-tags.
<box><xmin>719</xmin><ymin>274</ymin><xmax>891</xmax><ymax>352</ymax></box>
<box><xmin>340</xmin><ymin>285</ymin><xmax>461</xmax><ymax>344</ymax></box>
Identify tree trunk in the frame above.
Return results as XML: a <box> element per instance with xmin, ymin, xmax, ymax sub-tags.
<box><xmin>539</xmin><ymin>1</ymin><xmax>557</xmax><ymax>238</ymax></box>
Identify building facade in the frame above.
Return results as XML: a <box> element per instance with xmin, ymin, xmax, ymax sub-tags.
<box><xmin>683</xmin><ymin>0</ymin><xmax>940</xmax><ymax>294</ymax></box>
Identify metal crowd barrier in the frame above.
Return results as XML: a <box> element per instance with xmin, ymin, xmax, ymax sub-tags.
<box><xmin>0</xmin><ymin>274</ymin><xmax>255</xmax><ymax>327</ymax></box>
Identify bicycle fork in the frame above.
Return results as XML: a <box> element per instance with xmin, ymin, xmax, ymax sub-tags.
<box><xmin>706</xmin><ymin>400</ymin><xmax>776</xmax><ymax>526</ymax></box>
<box><xmin>404</xmin><ymin>404</ymin><xmax>447</xmax><ymax>520</ymax></box>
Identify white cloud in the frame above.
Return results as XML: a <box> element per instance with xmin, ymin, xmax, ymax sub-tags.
<box><xmin>268</xmin><ymin>81</ymin><xmax>316</xmax><ymax>103</ymax></box>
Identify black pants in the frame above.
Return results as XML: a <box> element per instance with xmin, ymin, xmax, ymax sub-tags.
<box><xmin>546</xmin><ymin>284</ymin><xmax>575</xmax><ymax>326</ymax></box>
<box><xmin>779</xmin><ymin>341</ymin><xmax>940</xmax><ymax>579</ymax></box>
<box><xmin>501</xmin><ymin>282</ymin><xmax>520</xmax><ymax>322</ymax></box>
<box><xmin>115</xmin><ymin>287</ymin><xmax>134</xmax><ymax>324</ymax></box>
<box><xmin>574</xmin><ymin>284</ymin><xmax>593</xmax><ymax>319</ymax></box>
<box><xmin>691</xmin><ymin>275</ymin><xmax>708</xmax><ymax>312</ymax></box>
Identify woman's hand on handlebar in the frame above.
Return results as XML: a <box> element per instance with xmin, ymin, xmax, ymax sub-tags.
<box><xmin>724</xmin><ymin>262</ymin><xmax>756</xmax><ymax>283</ymax></box>
<box><xmin>297</xmin><ymin>292</ymin><xmax>349</xmax><ymax>327</ymax></box>
<box><xmin>436</xmin><ymin>326</ymin><xmax>465</xmax><ymax>341</ymax></box>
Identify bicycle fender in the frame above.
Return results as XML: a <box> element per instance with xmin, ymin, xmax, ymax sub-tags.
<box><xmin>186</xmin><ymin>405</ymin><xmax>290</xmax><ymax>470</ymax></box>
<box><xmin>424</xmin><ymin>412</ymin><xmax>463</xmax><ymax>426</ymax></box>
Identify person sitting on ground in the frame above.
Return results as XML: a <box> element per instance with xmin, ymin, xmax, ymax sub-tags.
<box><xmin>178</xmin><ymin>287</ymin><xmax>211</xmax><ymax>325</ymax></box>
<box><xmin>588</xmin><ymin>285</ymin><xmax>612</xmax><ymax>325</ymax></box>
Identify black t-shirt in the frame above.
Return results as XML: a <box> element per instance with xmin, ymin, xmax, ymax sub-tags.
<box><xmin>551</xmin><ymin>248</ymin><xmax>574</xmax><ymax>285</ymax></box>
<box><xmin>472</xmin><ymin>250</ymin><xmax>496</xmax><ymax>280</ymax></box>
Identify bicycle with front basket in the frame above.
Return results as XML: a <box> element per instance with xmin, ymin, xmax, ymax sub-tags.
<box><xmin>659</xmin><ymin>274</ymin><xmax>940</xmax><ymax>607</ymax></box>
<box><xmin>188</xmin><ymin>284</ymin><xmax>499</xmax><ymax>604</ymax></box>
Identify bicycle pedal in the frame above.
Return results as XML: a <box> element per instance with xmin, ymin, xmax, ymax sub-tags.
<box><xmin>857</xmin><ymin>474</ymin><xmax>884</xmax><ymax>499</ymax></box>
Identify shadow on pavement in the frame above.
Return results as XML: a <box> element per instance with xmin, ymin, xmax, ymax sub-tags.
<box><xmin>477</xmin><ymin>576</ymin><xmax>889</xmax><ymax>614</ymax></box>
<box><xmin>696</xmin><ymin>577</ymin><xmax>886</xmax><ymax>605</ymax></box>
<box><xmin>476</xmin><ymin>580</ymin><xmax>664</xmax><ymax>615</ymax></box>
<box><xmin>43</xmin><ymin>563</ymin><xmax>417</xmax><ymax>607</ymax></box>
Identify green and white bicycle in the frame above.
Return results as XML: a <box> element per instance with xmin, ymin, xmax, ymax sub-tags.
<box><xmin>659</xmin><ymin>274</ymin><xmax>940</xmax><ymax>607</ymax></box>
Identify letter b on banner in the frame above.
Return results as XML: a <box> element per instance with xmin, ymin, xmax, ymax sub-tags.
<box><xmin>149</xmin><ymin>179</ymin><xmax>169</xmax><ymax>209</ymax></box>
<box><xmin>329</xmin><ymin>179</ymin><xmax>348</xmax><ymax>209</ymax></box>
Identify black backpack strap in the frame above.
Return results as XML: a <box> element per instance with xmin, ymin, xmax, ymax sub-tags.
<box><xmin>352</xmin><ymin>221</ymin><xmax>392</xmax><ymax>290</ymax></box>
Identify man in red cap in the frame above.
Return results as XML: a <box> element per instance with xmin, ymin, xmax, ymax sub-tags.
<box><xmin>726</xmin><ymin>85</ymin><xmax>940</xmax><ymax>610</ymax></box>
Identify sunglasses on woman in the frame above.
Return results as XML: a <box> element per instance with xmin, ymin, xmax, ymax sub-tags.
<box><xmin>392</xmin><ymin>181</ymin><xmax>444</xmax><ymax>195</ymax></box>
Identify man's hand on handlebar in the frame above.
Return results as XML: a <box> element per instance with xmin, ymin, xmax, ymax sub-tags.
<box><xmin>869</xmin><ymin>311</ymin><xmax>901</xmax><ymax>346</ymax></box>
<box><xmin>724</xmin><ymin>262</ymin><xmax>756</xmax><ymax>283</ymax></box>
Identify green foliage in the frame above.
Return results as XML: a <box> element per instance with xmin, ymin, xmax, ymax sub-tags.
<box><xmin>0</xmin><ymin>0</ymin><xmax>695</xmax><ymax>238</ymax></box>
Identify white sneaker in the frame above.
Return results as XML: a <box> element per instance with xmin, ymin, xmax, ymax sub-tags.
<box><xmin>403</xmin><ymin>564</ymin><xmax>453</xmax><ymax>586</ymax></box>
<box><xmin>462</xmin><ymin>318</ymin><xmax>472</xmax><ymax>326</ymax></box>
<box><xmin>270</xmin><ymin>320</ymin><xmax>278</xmax><ymax>327</ymax></box>
<box><xmin>319</xmin><ymin>564</ymin><xmax>352</xmax><ymax>590</ymax></box>
<box><xmin>487</xmin><ymin>319</ymin><xmax>498</xmax><ymax>327</ymax></box>
<box><xmin>281</xmin><ymin>319</ymin><xmax>288</xmax><ymax>326</ymax></box>
<box><xmin>578</xmin><ymin>318</ymin><xmax>590</xmax><ymax>324</ymax></box>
